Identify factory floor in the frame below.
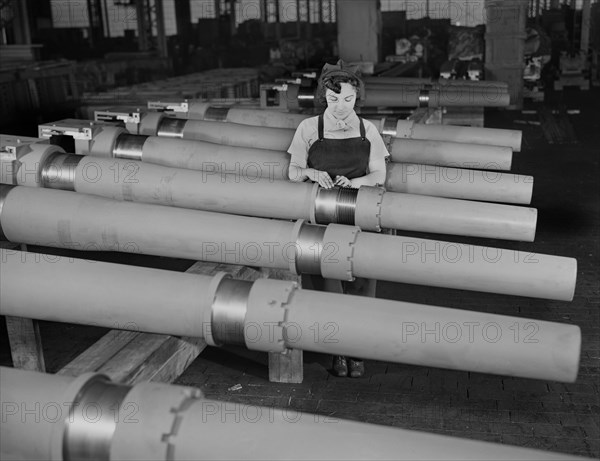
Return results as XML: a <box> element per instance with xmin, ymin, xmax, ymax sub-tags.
<box><xmin>1</xmin><ymin>87</ymin><xmax>599</xmax><ymax>458</ymax></box>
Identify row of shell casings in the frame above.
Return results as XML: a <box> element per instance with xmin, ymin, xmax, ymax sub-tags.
<box><xmin>73</xmin><ymin>122</ymin><xmax>532</xmax><ymax>205</ymax></box>
<box><xmin>2</xmin><ymin>142</ymin><xmax>537</xmax><ymax>242</ymax></box>
<box><xmin>0</xmin><ymin>184</ymin><xmax>575</xmax><ymax>301</ymax></box>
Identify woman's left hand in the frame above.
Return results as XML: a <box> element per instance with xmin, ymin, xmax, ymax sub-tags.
<box><xmin>334</xmin><ymin>175</ymin><xmax>352</xmax><ymax>188</ymax></box>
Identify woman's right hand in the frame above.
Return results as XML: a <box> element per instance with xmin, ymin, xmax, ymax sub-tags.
<box><xmin>311</xmin><ymin>169</ymin><xmax>334</xmax><ymax>189</ymax></box>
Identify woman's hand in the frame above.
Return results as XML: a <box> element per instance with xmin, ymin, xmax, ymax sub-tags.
<box><xmin>334</xmin><ymin>175</ymin><xmax>352</xmax><ymax>188</ymax></box>
<box><xmin>311</xmin><ymin>169</ymin><xmax>335</xmax><ymax>188</ymax></box>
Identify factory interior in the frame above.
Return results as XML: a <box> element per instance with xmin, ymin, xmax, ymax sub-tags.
<box><xmin>0</xmin><ymin>0</ymin><xmax>599</xmax><ymax>459</ymax></box>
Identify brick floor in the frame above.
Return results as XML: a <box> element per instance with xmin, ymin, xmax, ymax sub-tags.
<box><xmin>0</xmin><ymin>87</ymin><xmax>598</xmax><ymax>458</ymax></box>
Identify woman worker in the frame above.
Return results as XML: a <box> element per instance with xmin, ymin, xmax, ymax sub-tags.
<box><xmin>287</xmin><ymin>60</ymin><xmax>389</xmax><ymax>378</ymax></box>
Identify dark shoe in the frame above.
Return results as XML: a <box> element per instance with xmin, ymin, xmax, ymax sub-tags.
<box><xmin>332</xmin><ymin>355</ymin><xmax>348</xmax><ymax>377</ymax></box>
<box><xmin>349</xmin><ymin>359</ymin><xmax>365</xmax><ymax>378</ymax></box>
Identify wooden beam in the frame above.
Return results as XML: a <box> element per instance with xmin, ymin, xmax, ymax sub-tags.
<box><xmin>5</xmin><ymin>317</ymin><xmax>46</xmax><ymax>372</ymax></box>
<box><xmin>58</xmin><ymin>330</ymin><xmax>140</xmax><ymax>377</ymax></box>
<box><xmin>4</xmin><ymin>243</ymin><xmax>45</xmax><ymax>372</ymax></box>
<box><xmin>269</xmin><ymin>348</ymin><xmax>303</xmax><ymax>383</ymax></box>
<box><xmin>58</xmin><ymin>329</ymin><xmax>207</xmax><ymax>386</ymax></box>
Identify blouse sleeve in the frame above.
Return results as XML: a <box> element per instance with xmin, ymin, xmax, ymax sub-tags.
<box><xmin>364</xmin><ymin>119</ymin><xmax>390</xmax><ymax>163</ymax></box>
<box><xmin>287</xmin><ymin>119</ymin><xmax>312</xmax><ymax>169</ymax></box>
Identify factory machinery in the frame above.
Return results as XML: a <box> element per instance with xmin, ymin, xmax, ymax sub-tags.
<box><xmin>0</xmin><ymin>78</ymin><xmax>584</xmax><ymax>460</ymax></box>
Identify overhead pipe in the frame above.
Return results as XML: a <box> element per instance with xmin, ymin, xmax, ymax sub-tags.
<box><xmin>0</xmin><ymin>186</ymin><xmax>576</xmax><ymax>300</ymax></box>
<box><xmin>33</xmin><ymin>122</ymin><xmax>533</xmax><ymax>204</ymax></box>
<box><xmin>1</xmin><ymin>367</ymin><xmax>589</xmax><ymax>461</ymax></box>
<box><xmin>2</xmin><ymin>148</ymin><xmax>537</xmax><ymax>241</ymax></box>
<box><xmin>0</xmin><ymin>252</ymin><xmax>581</xmax><ymax>382</ymax></box>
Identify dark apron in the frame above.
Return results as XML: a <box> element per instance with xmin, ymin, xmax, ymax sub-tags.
<box><xmin>302</xmin><ymin>114</ymin><xmax>377</xmax><ymax>298</ymax></box>
<box><xmin>307</xmin><ymin>114</ymin><xmax>370</xmax><ymax>179</ymax></box>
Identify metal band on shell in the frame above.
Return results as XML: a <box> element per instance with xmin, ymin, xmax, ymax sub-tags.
<box><xmin>314</xmin><ymin>187</ymin><xmax>358</xmax><ymax>226</ymax></box>
<box><xmin>294</xmin><ymin>221</ymin><xmax>326</xmax><ymax>275</ymax></box>
<box><xmin>204</xmin><ymin>106</ymin><xmax>230</xmax><ymax>122</ymax></box>
<box><xmin>63</xmin><ymin>376</ymin><xmax>130</xmax><ymax>461</ymax></box>
<box><xmin>336</xmin><ymin>188</ymin><xmax>359</xmax><ymax>224</ymax></box>
<box><xmin>156</xmin><ymin>117</ymin><xmax>187</xmax><ymax>138</ymax></box>
<box><xmin>211</xmin><ymin>278</ymin><xmax>252</xmax><ymax>346</ymax></box>
<box><xmin>40</xmin><ymin>153</ymin><xmax>82</xmax><ymax>191</ymax></box>
<box><xmin>382</xmin><ymin>117</ymin><xmax>398</xmax><ymax>137</ymax></box>
<box><xmin>113</xmin><ymin>133</ymin><xmax>148</xmax><ymax>161</ymax></box>
<box><xmin>0</xmin><ymin>184</ymin><xmax>15</xmax><ymax>241</ymax></box>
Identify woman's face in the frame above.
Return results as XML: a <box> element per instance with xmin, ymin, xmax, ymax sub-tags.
<box><xmin>326</xmin><ymin>82</ymin><xmax>357</xmax><ymax>119</ymax></box>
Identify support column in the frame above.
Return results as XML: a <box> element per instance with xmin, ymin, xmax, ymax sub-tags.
<box><xmin>155</xmin><ymin>0</ymin><xmax>168</xmax><ymax>58</ymax></box>
<box><xmin>296</xmin><ymin>0</ymin><xmax>301</xmax><ymax>37</ymax></box>
<box><xmin>316</xmin><ymin>0</ymin><xmax>322</xmax><ymax>32</ymax></box>
<box><xmin>228</xmin><ymin>0</ymin><xmax>236</xmax><ymax>37</ymax></box>
<box><xmin>261</xmin><ymin>0</ymin><xmax>268</xmax><ymax>39</ymax></box>
<box><xmin>102</xmin><ymin>0</ymin><xmax>111</xmax><ymax>37</ymax></box>
<box><xmin>13</xmin><ymin>0</ymin><xmax>32</xmax><ymax>44</ymax></box>
<box><xmin>86</xmin><ymin>0</ymin><xmax>105</xmax><ymax>49</ymax></box>
<box><xmin>306</xmin><ymin>0</ymin><xmax>311</xmax><ymax>39</ymax></box>
<box><xmin>581</xmin><ymin>0</ymin><xmax>591</xmax><ymax>52</ymax></box>
<box><xmin>275</xmin><ymin>0</ymin><xmax>281</xmax><ymax>41</ymax></box>
<box><xmin>136</xmin><ymin>0</ymin><xmax>151</xmax><ymax>51</ymax></box>
<box><xmin>174</xmin><ymin>0</ymin><xmax>192</xmax><ymax>40</ymax></box>
<box><xmin>336</xmin><ymin>0</ymin><xmax>380</xmax><ymax>63</ymax></box>
<box><xmin>484</xmin><ymin>0</ymin><xmax>528</xmax><ymax>109</ymax></box>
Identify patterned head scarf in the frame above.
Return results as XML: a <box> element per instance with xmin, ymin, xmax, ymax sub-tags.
<box><xmin>316</xmin><ymin>59</ymin><xmax>366</xmax><ymax>107</ymax></box>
